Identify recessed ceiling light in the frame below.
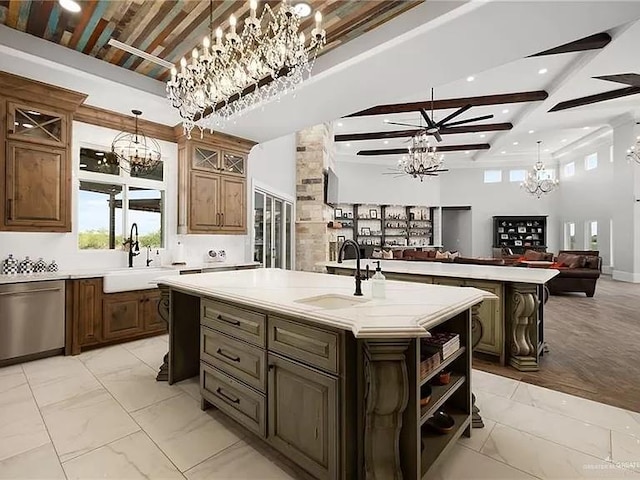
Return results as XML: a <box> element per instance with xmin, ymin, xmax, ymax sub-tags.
<box><xmin>479</xmin><ymin>134</ymin><xmax>486</xmax><ymax>138</ymax></box>
<box><xmin>513</xmin><ymin>141</ymin><xmax>519</xmax><ymax>145</ymax></box>
<box><xmin>337</xmin><ymin>122</ymin><xmax>343</xmax><ymax>127</ymax></box>
<box><xmin>466</xmin><ymin>76</ymin><xmax>475</xmax><ymax>82</ymax></box>
<box><xmin>538</xmin><ymin>68</ymin><xmax>548</xmax><ymax>75</ymax></box>
<box><xmin>293</xmin><ymin>2</ymin><xmax>312</xmax><ymax>17</ymax></box>
<box><xmin>465</xmin><ymin>151</ymin><xmax>470</xmax><ymax>154</ymax></box>
<box><xmin>501</xmin><ymin>150</ymin><xmax>506</xmax><ymax>154</ymax></box>
<box><xmin>528</xmin><ymin>130</ymin><xmax>535</xmax><ymax>134</ymax></box>
<box><xmin>383</xmin><ymin>140</ymin><xmax>389</xmax><ymax>145</ymax></box>
<box><xmin>59</xmin><ymin>0</ymin><xmax>81</xmax><ymax>13</ymax></box>
<box><xmin>561</xmin><ymin>138</ymin><xmax>567</xmax><ymax>142</ymax></box>
<box><xmin>502</xmin><ymin>109</ymin><xmax>509</xmax><ymax>114</ymax></box>
<box><xmin>383</xmin><ymin>119</ymin><xmax>390</xmax><ymax>123</ymax></box>
<box><xmin>583</xmin><ymin>126</ymin><xmax>590</xmax><ymax>130</ymax></box>
<box><xmin>544</xmin><ymin>148</ymin><xmax>550</xmax><ymax>152</ymax></box>
<box><xmin>346</xmin><ymin>143</ymin><xmax>351</xmax><ymax>147</ymax></box>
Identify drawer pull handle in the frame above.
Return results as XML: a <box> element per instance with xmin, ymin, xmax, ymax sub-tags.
<box><xmin>216</xmin><ymin>387</ymin><xmax>240</xmax><ymax>404</ymax></box>
<box><xmin>216</xmin><ymin>348</ymin><xmax>240</xmax><ymax>362</ymax></box>
<box><xmin>217</xmin><ymin>314</ymin><xmax>240</xmax><ymax>326</ymax></box>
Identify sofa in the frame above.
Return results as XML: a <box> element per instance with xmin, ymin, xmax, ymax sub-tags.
<box><xmin>547</xmin><ymin>250</ymin><xmax>602</xmax><ymax>297</ymax></box>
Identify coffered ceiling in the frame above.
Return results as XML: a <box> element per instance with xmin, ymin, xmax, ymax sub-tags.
<box><xmin>0</xmin><ymin>0</ymin><xmax>418</xmax><ymax>80</ymax></box>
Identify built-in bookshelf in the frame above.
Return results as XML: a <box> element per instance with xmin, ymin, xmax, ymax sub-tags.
<box><xmin>492</xmin><ymin>215</ymin><xmax>547</xmax><ymax>254</ymax></box>
<box><xmin>331</xmin><ymin>203</ymin><xmax>437</xmax><ymax>247</ymax></box>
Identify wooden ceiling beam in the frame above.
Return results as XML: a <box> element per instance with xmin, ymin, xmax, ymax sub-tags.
<box><xmin>548</xmin><ymin>86</ymin><xmax>640</xmax><ymax>112</ymax></box>
<box><xmin>358</xmin><ymin>144</ymin><xmax>491</xmax><ymax>156</ymax></box>
<box><xmin>529</xmin><ymin>32</ymin><xmax>611</xmax><ymax>57</ymax></box>
<box><xmin>335</xmin><ymin>123</ymin><xmax>512</xmax><ymax>142</ymax></box>
<box><xmin>346</xmin><ymin>91</ymin><xmax>548</xmax><ymax>117</ymax></box>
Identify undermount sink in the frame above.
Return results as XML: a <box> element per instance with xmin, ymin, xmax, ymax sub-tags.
<box><xmin>294</xmin><ymin>294</ymin><xmax>370</xmax><ymax>310</ymax></box>
<box><xmin>103</xmin><ymin>267</ymin><xmax>179</xmax><ymax>293</ymax></box>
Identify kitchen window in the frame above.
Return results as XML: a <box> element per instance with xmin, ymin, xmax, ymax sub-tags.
<box><xmin>509</xmin><ymin>169</ymin><xmax>527</xmax><ymax>182</ymax></box>
<box><xmin>483</xmin><ymin>170</ymin><xmax>502</xmax><ymax>183</ymax></box>
<box><xmin>78</xmin><ymin>147</ymin><xmax>166</xmax><ymax>250</ymax></box>
<box><xmin>585</xmin><ymin>152</ymin><xmax>598</xmax><ymax>171</ymax></box>
<box><xmin>564</xmin><ymin>162</ymin><xmax>575</xmax><ymax>177</ymax></box>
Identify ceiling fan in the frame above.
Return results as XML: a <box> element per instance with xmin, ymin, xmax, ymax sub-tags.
<box><xmin>385</xmin><ymin>88</ymin><xmax>494</xmax><ymax>142</ymax></box>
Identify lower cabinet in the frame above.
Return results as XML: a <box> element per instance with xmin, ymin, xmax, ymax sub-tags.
<box><xmin>465</xmin><ymin>279</ymin><xmax>504</xmax><ymax>360</ymax></box>
<box><xmin>267</xmin><ymin>353</ymin><xmax>338</xmax><ymax>480</ymax></box>
<box><xmin>68</xmin><ymin>278</ymin><xmax>167</xmax><ymax>354</ymax></box>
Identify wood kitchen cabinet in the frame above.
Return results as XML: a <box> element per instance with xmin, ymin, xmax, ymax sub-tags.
<box><xmin>176</xmin><ymin>129</ymin><xmax>254</xmax><ymax>235</ymax></box>
<box><xmin>268</xmin><ymin>354</ymin><xmax>338</xmax><ymax>480</ymax></box>
<box><xmin>0</xmin><ymin>72</ymin><xmax>86</xmax><ymax>232</ymax></box>
<box><xmin>67</xmin><ymin>278</ymin><xmax>167</xmax><ymax>355</ymax></box>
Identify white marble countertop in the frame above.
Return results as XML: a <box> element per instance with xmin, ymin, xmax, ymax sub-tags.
<box><xmin>322</xmin><ymin>259</ymin><xmax>559</xmax><ymax>285</ymax></box>
<box><xmin>156</xmin><ymin>268</ymin><xmax>494</xmax><ymax>339</ymax></box>
<box><xmin>0</xmin><ymin>262</ymin><xmax>261</xmax><ymax>285</ymax></box>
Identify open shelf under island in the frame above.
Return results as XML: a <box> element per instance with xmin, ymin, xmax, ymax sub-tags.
<box><xmin>156</xmin><ymin>269</ymin><xmax>493</xmax><ymax>480</ymax></box>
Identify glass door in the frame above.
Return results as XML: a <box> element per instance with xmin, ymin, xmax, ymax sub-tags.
<box><xmin>253</xmin><ymin>189</ymin><xmax>293</xmax><ymax>269</ymax></box>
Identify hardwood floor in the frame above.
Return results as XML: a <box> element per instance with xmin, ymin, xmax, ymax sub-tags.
<box><xmin>474</xmin><ymin>275</ymin><xmax>640</xmax><ymax>413</ymax></box>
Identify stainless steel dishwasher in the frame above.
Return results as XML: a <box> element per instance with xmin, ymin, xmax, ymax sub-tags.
<box><xmin>0</xmin><ymin>280</ymin><xmax>65</xmax><ymax>361</ymax></box>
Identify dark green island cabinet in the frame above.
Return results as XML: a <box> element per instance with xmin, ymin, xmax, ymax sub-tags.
<box><xmin>157</xmin><ymin>269</ymin><xmax>491</xmax><ymax>480</ymax></box>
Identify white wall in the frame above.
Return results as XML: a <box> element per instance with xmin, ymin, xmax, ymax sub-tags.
<box><xmin>247</xmin><ymin>134</ymin><xmax>296</xmax><ymax>200</ymax></box>
<box><xmin>439</xmin><ymin>168</ymin><xmax>558</xmax><ymax>257</ymax></box>
<box><xmin>335</xmin><ymin>160</ymin><xmax>441</xmax><ymax>206</ymax></box>
<box><xmin>555</xmin><ymin>134</ymin><xmax>615</xmax><ymax>270</ymax></box>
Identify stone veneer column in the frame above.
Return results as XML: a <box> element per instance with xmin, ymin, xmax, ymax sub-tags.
<box><xmin>295</xmin><ymin>124</ymin><xmax>335</xmax><ymax>272</ymax></box>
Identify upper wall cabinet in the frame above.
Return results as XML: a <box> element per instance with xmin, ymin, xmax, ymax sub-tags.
<box><xmin>176</xmin><ymin>128</ymin><xmax>254</xmax><ymax>235</ymax></box>
<box><xmin>0</xmin><ymin>72</ymin><xmax>87</xmax><ymax>232</ymax></box>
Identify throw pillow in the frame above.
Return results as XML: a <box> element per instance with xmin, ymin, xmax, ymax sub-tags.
<box><xmin>435</xmin><ymin>251</ymin><xmax>448</xmax><ymax>260</ymax></box>
<box><xmin>523</xmin><ymin>250</ymin><xmax>544</xmax><ymax>261</ymax></box>
<box><xmin>383</xmin><ymin>249</ymin><xmax>394</xmax><ymax>259</ymax></box>
<box><xmin>393</xmin><ymin>249</ymin><xmax>403</xmax><ymax>259</ymax></box>
<box><xmin>584</xmin><ymin>256</ymin><xmax>600</xmax><ymax>270</ymax></box>
<box><xmin>449</xmin><ymin>251</ymin><xmax>460</xmax><ymax>259</ymax></box>
<box><xmin>426</xmin><ymin>249</ymin><xmax>437</xmax><ymax>258</ymax></box>
<box><xmin>557</xmin><ymin>253</ymin><xmax>586</xmax><ymax>269</ymax></box>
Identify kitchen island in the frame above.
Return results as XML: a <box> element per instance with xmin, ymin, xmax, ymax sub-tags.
<box><xmin>323</xmin><ymin>260</ymin><xmax>559</xmax><ymax>372</ymax></box>
<box><xmin>157</xmin><ymin>268</ymin><xmax>492</xmax><ymax>480</ymax></box>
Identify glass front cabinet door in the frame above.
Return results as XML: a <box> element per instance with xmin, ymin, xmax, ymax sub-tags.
<box><xmin>6</xmin><ymin>102</ymin><xmax>67</xmax><ymax>147</ymax></box>
<box><xmin>221</xmin><ymin>151</ymin><xmax>246</xmax><ymax>176</ymax></box>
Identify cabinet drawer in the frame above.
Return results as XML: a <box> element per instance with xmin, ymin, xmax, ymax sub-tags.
<box><xmin>202</xmin><ymin>299</ymin><xmax>265</xmax><ymax>347</ymax></box>
<box><xmin>201</xmin><ymin>327</ymin><xmax>266</xmax><ymax>392</ymax></box>
<box><xmin>200</xmin><ymin>362</ymin><xmax>266</xmax><ymax>437</ymax></box>
<box><xmin>268</xmin><ymin>316</ymin><xmax>338</xmax><ymax>374</ymax></box>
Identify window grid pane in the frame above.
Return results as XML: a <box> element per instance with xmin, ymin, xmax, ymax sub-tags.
<box><xmin>585</xmin><ymin>153</ymin><xmax>598</xmax><ymax>171</ymax></box>
<box><xmin>509</xmin><ymin>170</ymin><xmax>526</xmax><ymax>182</ymax></box>
<box><xmin>484</xmin><ymin>170</ymin><xmax>502</xmax><ymax>183</ymax></box>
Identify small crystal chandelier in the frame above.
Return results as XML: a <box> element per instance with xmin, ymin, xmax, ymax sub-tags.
<box><xmin>166</xmin><ymin>0</ymin><xmax>326</xmax><ymax>137</ymax></box>
<box><xmin>521</xmin><ymin>141</ymin><xmax>559</xmax><ymax>198</ymax></box>
<box><xmin>100</xmin><ymin>110</ymin><xmax>162</xmax><ymax>175</ymax></box>
<box><xmin>396</xmin><ymin>131</ymin><xmax>446</xmax><ymax>181</ymax></box>
<box><xmin>626</xmin><ymin>124</ymin><xmax>640</xmax><ymax>164</ymax></box>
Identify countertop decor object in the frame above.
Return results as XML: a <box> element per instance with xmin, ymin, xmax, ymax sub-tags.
<box><xmin>101</xmin><ymin>110</ymin><xmax>161</xmax><ymax>176</ymax></box>
<box><xmin>426</xmin><ymin>411</ymin><xmax>455</xmax><ymax>434</ymax></box>
<box><xmin>1</xmin><ymin>254</ymin><xmax>19</xmax><ymax>275</ymax></box>
<box><xmin>18</xmin><ymin>256</ymin><xmax>34</xmax><ymax>274</ymax></box>
<box><xmin>438</xmin><ymin>371</ymin><xmax>451</xmax><ymax>385</ymax></box>
<box><xmin>33</xmin><ymin>258</ymin><xmax>48</xmax><ymax>273</ymax></box>
<box><xmin>167</xmin><ymin>0</ymin><xmax>326</xmax><ymax>136</ymax></box>
<box><xmin>47</xmin><ymin>260</ymin><xmax>58</xmax><ymax>272</ymax></box>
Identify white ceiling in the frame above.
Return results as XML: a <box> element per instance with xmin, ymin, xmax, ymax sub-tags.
<box><xmin>1</xmin><ymin>0</ymin><xmax>639</xmax><ymax>158</ymax></box>
<box><xmin>336</xmin><ymin>12</ymin><xmax>640</xmax><ymax>167</ymax></box>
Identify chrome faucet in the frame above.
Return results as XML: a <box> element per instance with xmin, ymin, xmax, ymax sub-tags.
<box><xmin>337</xmin><ymin>239</ymin><xmax>368</xmax><ymax>296</ymax></box>
<box><xmin>124</xmin><ymin>223</ymin><xmax>140</xmax><ymax>268</ymax></box>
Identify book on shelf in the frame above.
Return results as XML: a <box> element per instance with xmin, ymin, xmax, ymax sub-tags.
<box><xmin>422</xmin><ymin>333</ymin><xmax>460</xmax><ymax>360</ymax></box>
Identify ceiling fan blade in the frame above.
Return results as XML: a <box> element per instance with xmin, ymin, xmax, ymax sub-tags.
<box><xmin>436</xmin><ymin>104</ymin><xmax>472</xmax><ymax>127</ymax></box>
<box><xmin>419</xmin><ymin>109</ymin><xmax>437</xmax><ymax>130</ymax></box>
<box><xmin>444</xmin><ymin>114</ymin><xmax>494</xmax><ymax>128</ymax></box>
<box><xmin>386</xmin><ymin>121</ymin><xmax>423</xmax><ymax>128</ymax></box>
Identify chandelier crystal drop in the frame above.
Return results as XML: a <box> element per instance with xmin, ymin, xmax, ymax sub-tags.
<box><xmin>521</xmin><ymin>141</ymin><xmax>559</xmax><ymax>198</ymax></box>
<box><xmin>626</xmin><ymin>125</ymin><xmax>640</xmax><ymax>164</ymax></box>
<box><xmin>100</xmin><ymin>110</ymin><xmax>162</xmax><ymax>176</ymax></box>
<box><xmin>396</xmin><ymin>131</ymin><xmax>445</xmax><ymax>181</ymax></box>
<box><xmin>166</xmin><ymin>0</ymin><xmax>326</xmax><ymax>137</ymax></box>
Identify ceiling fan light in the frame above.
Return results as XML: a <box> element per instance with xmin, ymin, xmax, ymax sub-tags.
<box><xmin>59</xmin><ymin>0</ymin><xmax>81</xmax><ymax>12</ymax></box>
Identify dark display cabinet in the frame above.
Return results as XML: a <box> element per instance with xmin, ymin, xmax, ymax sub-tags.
<box><xmin>492</xmin><ymin>215</ymin><xmax>547</xmax><ymax>254</ymax></box>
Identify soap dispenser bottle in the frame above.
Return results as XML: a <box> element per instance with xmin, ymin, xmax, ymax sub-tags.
<box><xmin>371</xmin><ymin>260</ymin><xmax>386</xmax><ymax>299</ymax></box>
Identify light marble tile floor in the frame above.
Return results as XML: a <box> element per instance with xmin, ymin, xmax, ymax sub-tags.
<box><xmin>1</xmin><ymin>338</ymin><xmax>639</xmax><ymax>479</ymax></box>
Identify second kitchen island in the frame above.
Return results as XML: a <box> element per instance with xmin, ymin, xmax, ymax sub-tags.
<box><xmin>157</xmin><ymin>268</ymin><xmax>492</xmax><ymax>480</ymax></box>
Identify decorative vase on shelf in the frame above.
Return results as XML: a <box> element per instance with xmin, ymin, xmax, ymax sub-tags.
<box><xmin>1</xmin><ymin>254</ymin><xmax>19</xmax><ymax>275</ymax></box>
<box><xmin>34</xmin><ymin>258</ymin><xmax>48</xmax><ymax>274</ymax></box>
<box><xmin>47</xmin><ymin>260</ymin><xmax>59</xmax><ymax>272</ymax></box>
<box><xmin>18</xmin><ymin>256</ymin><xmax>34</xmax><ymax>274</ymax></box>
